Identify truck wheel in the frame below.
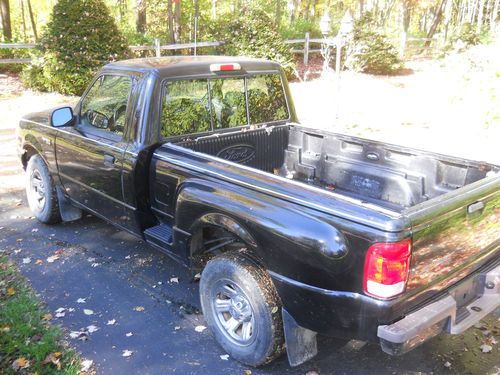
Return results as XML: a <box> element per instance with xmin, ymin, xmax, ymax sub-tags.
<box><xmin>26</xmin><ymin>155</ymin><xmax>61</xmax><ymax>224</ymax></box>
<box><xmin>200</xmin><ymin>252</ymin><xmax>284</xmax><ymax>367</ymax></box>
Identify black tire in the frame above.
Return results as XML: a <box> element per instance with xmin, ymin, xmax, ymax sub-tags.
<box><xmin>200</xmin><ymin>251</ymin><xmax>284</xmax><ymax>367</ymax></box>
<box><xmin>25</xmin><ymin>154</ymin><xmax>61</xmax><ymax>224</ymax></box>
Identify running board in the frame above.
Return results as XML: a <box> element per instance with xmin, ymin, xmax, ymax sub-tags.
<box><xmin>144</xmin><ymin>224</ymin><xmax>174</xmax><ymax>251</ymax></box>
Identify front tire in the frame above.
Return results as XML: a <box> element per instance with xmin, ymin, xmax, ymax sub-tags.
<box><xmin>200</xmin><ymin>251</ymin><xmax>284</xmax><ymax>367</ymax></box>
<box><xmin>26</xmin><ymin>154</ymin><xmax>61</xmax><ymax>224</ymax></box>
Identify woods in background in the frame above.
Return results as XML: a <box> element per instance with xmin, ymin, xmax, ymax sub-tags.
<box><xmin>0</xmin><ymin>0</ymin><xmax>498</xmax><ymax>44</ymax></box>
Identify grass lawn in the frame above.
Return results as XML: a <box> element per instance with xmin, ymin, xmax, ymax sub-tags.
<box><xmin>0</xmin><ymin>256</ymin><xmax>82</xmax><ymax>374</ymax></box>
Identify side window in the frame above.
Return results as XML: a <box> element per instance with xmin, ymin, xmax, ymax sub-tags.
<box><xmin>209</xmin><ymin>78</ymin><xmax>247</xmax><ymax>129</ymax></box>
<box><xmin>161</xmin><ymin>79</ymin><xmax>211</xmax><ymax>138</ymax></box>
<box><xmin>80</xmin><ymin>75</ymin><xmax>132</xmax><ymax>136</ymax></box>
<box><xmin>247</xmin><ymin>74</ymin><xmax>289</xmax><ymax>124</ymax></box>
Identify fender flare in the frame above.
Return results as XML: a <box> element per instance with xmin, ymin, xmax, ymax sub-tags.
<box><xmin>189</xmin><ymin>212</ymin><xmax>258</xmax><ymax>255</ymax></box>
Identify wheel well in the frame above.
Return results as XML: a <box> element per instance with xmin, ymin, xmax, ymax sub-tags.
<box><xmin>21</xmin><ymin>145</ymin><xmax>38</xmax><ymax>170</ymax></box>
<box><xmin>190</xmin><ymin>225</ymin><xmax>259</xmax><ymax>271</ymax></box>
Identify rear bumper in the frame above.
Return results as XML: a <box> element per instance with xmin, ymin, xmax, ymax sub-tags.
<box><xmin>378</xmin><ymin>263</ymin><xmax>500</xmax><ymax>355</ymax></box>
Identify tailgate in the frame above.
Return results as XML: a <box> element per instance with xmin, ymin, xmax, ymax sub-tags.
<box><xmin>405</xmin><ymin>176</ymin><xmax>500</xmax><ymax>302</ymax></box>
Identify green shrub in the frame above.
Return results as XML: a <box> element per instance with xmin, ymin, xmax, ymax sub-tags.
<box><xmin>344</xmin><ymin>13</ymin><xmax>402</xmax><ymax>75</ymax></box>
<box><xmin>21</xmin><ymin>0</ymin><xmax>130</xmax><ymax>95</ymax></box>
<box><xmin>280</xmin><ymin>19</ymin><xmax>322</xmax><ymax>39</ymax></box>
<box><xmin>444</xmin><ymin>22</ymin><xmax>481</xmax><ymax>53</ymax></box>
<box><xmin>208</xmin><ymin>8</ymin><xmax>295</xmax><ymax>78</ymax></box>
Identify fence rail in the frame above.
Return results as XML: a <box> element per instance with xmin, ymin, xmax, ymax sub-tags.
<box><xmin>0</xmin><ymin>33</ymin><xmax>438</xmax><ymax>65</ymax></box>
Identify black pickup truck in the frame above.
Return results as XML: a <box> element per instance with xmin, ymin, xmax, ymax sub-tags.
<box><xmin>18</xmin><ymin>56</ymin><xmax>500</xmax><ymax>367</ymax></box>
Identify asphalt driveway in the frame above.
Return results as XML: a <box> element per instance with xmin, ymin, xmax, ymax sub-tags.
<box><xmin>1</xmin><ymin>183</ymin><xmax>499</xmax><ymax>375</ymax></box>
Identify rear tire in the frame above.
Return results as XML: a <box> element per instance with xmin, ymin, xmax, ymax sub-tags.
<box><xmin>200</xmin><ymin>251</ymin><xmax>284</xmax><ymax>367</ymax></box>
<box><xmin>26</xmin><ymin>154</ymin><xmax>61</xmax><ymax>224</ymax></box>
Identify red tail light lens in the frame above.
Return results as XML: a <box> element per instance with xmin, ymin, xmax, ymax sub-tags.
<box><xmin>363</xmin><ymin>239</ymin><xmax>412</xmax><ymax>299</ymax></box>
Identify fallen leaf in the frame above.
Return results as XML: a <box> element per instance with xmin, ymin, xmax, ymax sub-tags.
<box><xmin>133</xmin><ymin>306</ymin><xmax>145</xmax><ymax>312</ymax></box>
<box><xmin>195</xmin><ymin>325</ymin><xmax>207</xmax><ymax>333</ymax></box>
<box><xmin>31</xmin><ymin>228</ymin><xmax>38</xmax><ymax>233</ymax></box>
<box><xmin>76</xmin><ymin>298</ymin><xmax>86</xmax><ymax>304</ymax></box>
<box><xmin>126</xmin><ymin>332</ymin><xmax>133</xmax><ymax>337</ymax></box>
<box><xmin>35</xmin><ymin>259</ymin><xmax>43</xmax><ymax>265</ymax></box>
<box><xmin>271</xmin><ymin>306</ymin><xmax>278</xmax><ymax>314</ymax></box>
<box><xmin>174</xmin><ymin>326</ymin><xmax>181</xmax><ymax>331</ymax></box>
<box><xmin>193</xmin><ymin>273</ymin><xmax>201</xmax><ymax>281</ymax></box>
<box><xmin>47</xmin><ymin>255</ymin><xmax>59</xmax><ymax>263</ymax></box>
<box><xmin>42</xmin><ymin>352</ymin><xmax>62</xmax><ymax>369</ymax></box>
<box><xmin>55</xmin><ymin>307</ymin><xmax>66</xmax><ymax>313</ymax></box>
<box><xmin>444</xmin><ymin>361</ymin><xmax>452</xmax><ymax>368</ymax></box>
<box><xmin>220</xmin><ymin>354</ymin><xmax>229</xmax><ymax>360</ymax></box>
<box><xmin>87</xmin><ymin>257</ymin><xmax>96</xmax><ymax>262</ymax></box>
<box><xmin>107</xmin><ymin>319</ymin><xmax>116</xmax><ymax>325</ymax></box>
<box><xmin>55</xmin><ymin>311</ymin><xmax>65</xmax><ymax>318</ymax></box>
<box><xmin>87</xmin><ymin>325</ymin><xmax>99</xmax><ymax>333</ymax></box>
<box><xmin>42</xmin><ymin>313</ymin><xmax>52</xmax><ymax>321</ymax></box>
<box><xmin>81</xmin><ymin>359</ymin><xmax>93</xmax><ymax>372</ymax></box>
<box><xmin>68</xmin><ymin>307</ymin><xmax>75</xmax><ymax>312</ymax></box>
<box><xmin>244</xmin><ymin>371</ymin><xmax>252</xmax><ymax>375</ymax></box>
<box><xmin>480</xmin><ymin>344</ymin><xmax>493</xmax><ymax>353</ymax></box>
<box><xmin>170</xmin><ymin>277</ymin><xmax>179</xmax><ymax>284</ymax></box>
<box><xmin>1</xmin><ymin>325</ymin><xmax>11</xmax><ymax>332</ymax></box>
<box><xmin>7</xmin><ymin>287</ymin><xmax>15</xmax><ymax>296</ymax></box>
<box><xmin>122</xmin><ymin>349</ymin><xmax>133</xmax><ymax>357</ymax></box>
<box><xmin>22</xmin><ymin>257</ymin><xmax>31</xmax><ymax>264</ymax></box>
<box><xmin>12</xmin><ymin>357</ymin><xmax>29</xmax><ymax>370</ymax></box>
<box><xmin>83</xmin><ymin>309</ymin><xmax>94</xmax><ymax>315</ymax></box>
<box><xmin>54</xmin><ymin>249</ymin><xmax>64</xmax><ymax>255</ymax></box>
<box><xmin>305</xmin><ymin>372</ymin><xmax>318</xmax><ymax>375</ymax></box>
<box><xmin>69</xmin><ymin>331</ymin><xmax>82</xmax><ymax>339</ymax></box>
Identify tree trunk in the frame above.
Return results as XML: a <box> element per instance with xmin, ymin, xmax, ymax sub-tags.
<box><xmin>289</xmin><ymin>0</ymin><xmax>298</xmax><ymax>22</ymax></box>
<box><xmin>211</xmin><ymin>0</ymin><xmax>216</xmax><ymax>19</ymax></box>
<box><xmin>0</xmin><ymin>0</ymin><xmax>12</xmax><ymax>41</ymax></box>
<box><xmin>136</xmin><ymin>0</ymin><xmax>147</xmax><ymax>33</ymax></box>
<box><xmin>167</xmin><ymin>0</ymin><xmax>174</xmax><ymax>43</ymax></box>
<box><xmin>476</xmin><ymin>0</ymin><xmax>485</xmax><ymax>31</ymax></box>
<box><xmin>425</xmin><ymin>0</ymin><xmax>447</xmax><ymax>46</ymax></box>
<box><xmin>311</xmin><ymin>0</ymin><xmax>317</xmax><ymax>21</ymax></box>
<box><xmin>20</xmin><ymin>0</ymin><xmax>27</xmax><ymax>40</ymax></box>
<box><xmin>491</xmin><ymin>0</ymin><xmax>499</xmax><ymax>27</ymax></box>
<box><xmin>359</xmin><ymin>0</ymin><xmax>365</xmax><ymax>17</ymax></box>
<box><xmin>26</xmin><ymin>0</ymin><xmax>37</xmax><ymax>41</ymax></box>
<box><xmin>174</xmin><ymin>0</ymin><xmax>181</xmax><ymax>43</ymax></box>
<box><xmin>275</xmin><ymin>0</ymin><xmax>282</xmax><ymax>25</ymax></box>
<box><xmin>304</xmin><ymin>0</ymin><xmax>311</xmax><ymax>20</ymax></box>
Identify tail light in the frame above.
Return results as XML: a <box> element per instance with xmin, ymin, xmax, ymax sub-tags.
<box><xmin>363</xmin><ymin>239</ymin><xmax>412</xmax><ymax>299</ymax></box>
<box><xmin>210</xmin><ymin>63</ymin><xmax>241</xmax><ymax>72</ymax></box>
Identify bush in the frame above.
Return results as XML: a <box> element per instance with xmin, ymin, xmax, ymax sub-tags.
<box><xmin>208</xmin><ymin>8</ymin><xmax>295</xmax><ymax>78</ymax></box>
<box><xmin>21</xmin><ymin>0</ymin><xmax>130</xmax><ymax>95</ymax></box>
<box><xmin>344</xmin><ymin>13</ymin><xmax>402</xmax><ymax>75</ymax></box>
<box><xmin>443</xmin><ymin>23</ymin><xmax>481</xmax><ymax>53</ymax></box>
<box><xmin>280</xmin><ymin>19</ymin><xmax>322</xmax><ymax>39</ymax></box>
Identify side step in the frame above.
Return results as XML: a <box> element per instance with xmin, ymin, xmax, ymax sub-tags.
<box><xmin>144</xmin><ymin>224</ymin><xmax>174</xmax><ymax>251</ymax></box>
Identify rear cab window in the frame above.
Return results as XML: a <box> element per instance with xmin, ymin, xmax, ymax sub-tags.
<box><xmin>160</xmin><ymin>72</ymin><xmax>289</xmax><ymax>139</ymax></box>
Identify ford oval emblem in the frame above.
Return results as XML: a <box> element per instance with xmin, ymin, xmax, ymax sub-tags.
<box><xmin>217</xmin><ymin>144</ymin><xmax>256</xmax><ymax>164</ymax></box>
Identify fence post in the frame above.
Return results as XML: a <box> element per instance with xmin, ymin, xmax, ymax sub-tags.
<box><xmin>154</xmin><ymin>38</ymin><xmax>161</xmax><ymax>57</ymax></box>
<box><xmin>304</xmin><ymin>32</ymin><xmax>310</xmax><ymax>66</ymax></box>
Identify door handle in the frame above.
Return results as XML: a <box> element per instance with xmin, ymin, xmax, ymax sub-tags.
<box><xmin>467</xmin><ymin>201</ymin><xmax>484</xmax><ymax>215</ymax></box>
<box><xmin>103</xmin><ymin>154</ymin><xmax>116</xmax><ymax>166</ymax></box>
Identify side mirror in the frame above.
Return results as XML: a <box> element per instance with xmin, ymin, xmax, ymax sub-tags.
<box><xmin>51</xmin><ymin>107</ymin><xmax>74</xmax><ymax>127</ymax></box>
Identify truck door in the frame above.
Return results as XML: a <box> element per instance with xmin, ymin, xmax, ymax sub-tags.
<box><xmin>55</xmin><ymin>74</ymin><xmax>134</xmax><ymax>228</ymax></box>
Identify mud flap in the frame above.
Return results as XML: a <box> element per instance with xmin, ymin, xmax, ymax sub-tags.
<box><xmin>282</xmin><ymin>308</ymin><xmax>318</xmax><ymax>367</ymax></box>
<box><xmin>56</xmin><ymin>186</ymin><xmax>82</xmax><ymax>222</ymax></box>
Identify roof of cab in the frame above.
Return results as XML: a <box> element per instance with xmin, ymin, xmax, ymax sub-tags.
<box><xmin>104</xmin><ymin>56</ymin><xmax>282</xmax><ymax>77</ymax></box>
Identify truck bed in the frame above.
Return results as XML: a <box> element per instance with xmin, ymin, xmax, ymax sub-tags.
<box><xmin>173</xmin><ymin>124</ymin><xmax>498</xmax><ymax>212</ymax></box>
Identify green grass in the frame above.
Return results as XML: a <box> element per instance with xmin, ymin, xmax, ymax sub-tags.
<box><xmin>0</xmin><ymin>256</ymin><xmax>81</xmax><ymax>374</ymax></box>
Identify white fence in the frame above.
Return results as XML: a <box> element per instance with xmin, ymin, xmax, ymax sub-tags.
<box><xmin>0</xmin><ymin>32</ymin><xmax>436</xmax><ymax>65</ymax></box>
